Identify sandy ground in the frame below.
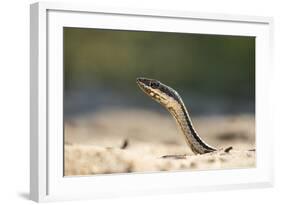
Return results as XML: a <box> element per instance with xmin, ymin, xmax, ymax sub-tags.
<box><xmin>64</xmin><ymin>109</ymin><xmax>255</xmax><ymax>176</ymax></box>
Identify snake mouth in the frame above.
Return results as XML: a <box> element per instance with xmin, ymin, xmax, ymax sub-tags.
<box><xmin>136</xmin><ymin>77</ymin><xmax>166</xmax><ymax>105</ymax></box>
<box><xmin>136</xmin><ymin>77</ymin><xmax>152</xmax><ymax>87</ymax></box>
<box><xmin>136</xmin><ymin>77</ymin><xmax>150</xmax><ymax>94</ymax></box>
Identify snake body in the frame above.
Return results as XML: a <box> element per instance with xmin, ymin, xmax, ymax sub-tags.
<box><xmin>136</xmin><ymin>77</ymin><xmax>217</xmax><ymax>154</ymax></box>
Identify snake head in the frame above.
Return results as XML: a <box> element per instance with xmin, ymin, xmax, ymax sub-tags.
<box><xmin>136</xmin><ymin>77</ymin><xmax>160</xmax><ymax>89</ymax></box>
<box><xmin>136</xmin><ymin>77</ymin><xmax>181</xmax><ymax>107</ymax></box>
<box><xmin>136</xmin><ymin>77</ymin><xmax>164</xmax><ymax>104</ymax></box>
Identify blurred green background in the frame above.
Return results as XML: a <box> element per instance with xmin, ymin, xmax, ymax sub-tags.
<box><xmin>63</xmin><ymin>27</ymin><xmax>255</xmax><ymax>116</ymax></box>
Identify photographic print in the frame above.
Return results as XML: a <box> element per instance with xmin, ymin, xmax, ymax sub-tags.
<box><xmin>63</xmin><ymin>28</ymin><xmax>255</xmax><ymax>176</ymax></box>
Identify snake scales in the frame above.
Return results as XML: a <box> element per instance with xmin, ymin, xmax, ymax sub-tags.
<box><xmin>136</xmin><ymin>77</ymin><xmax>217</xmax><ymax>154</ymax></box>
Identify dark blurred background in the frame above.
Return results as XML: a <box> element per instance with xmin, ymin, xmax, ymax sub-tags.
<box><xmin>63</xmin><ymin>27</ymin><xmax>255</xmax><ymax>117</ymax></box>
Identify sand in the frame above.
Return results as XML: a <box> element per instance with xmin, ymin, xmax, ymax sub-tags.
<box><xmin>64</xmin><ymin>109</ymin><xmax>255</xmax><ymax>176</ymax></box>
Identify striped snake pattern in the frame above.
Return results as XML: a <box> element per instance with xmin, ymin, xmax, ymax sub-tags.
<box><xmin>136</xmin><ymin>77</ymin><xmax>217</xmax><ymax>154</ymax></box>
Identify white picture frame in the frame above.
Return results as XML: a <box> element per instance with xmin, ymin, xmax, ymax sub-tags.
<box><xmin>30</xmin><ymin>2</ymin><xmax>274</xmax><ymax>202</ymax></box>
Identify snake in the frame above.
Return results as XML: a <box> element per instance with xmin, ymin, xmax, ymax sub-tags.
<box><xmin>136</xmin><ymin>77</ymin><xmax>217</xmax><ymax>155</ymax></box>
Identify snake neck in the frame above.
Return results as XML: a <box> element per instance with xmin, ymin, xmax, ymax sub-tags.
<box><xmin>167</xmin><ymin>100</ymin><xmax>217</xmax><ymax>154</ymax></box>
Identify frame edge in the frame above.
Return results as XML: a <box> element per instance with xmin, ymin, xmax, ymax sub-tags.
<box><xmin>39</xmin><ymin>1</ymin><xmax>272</xmax><ymax>24</ymax></box>
<box><xmin>30</xmin><ymin>2</ymin><xmax>39</xmax><ymax>202</ymax></box>
<box><xmin>30</xmin><ymin>2</ymin><xmax>49</xmax><ymax>202</ymax></box>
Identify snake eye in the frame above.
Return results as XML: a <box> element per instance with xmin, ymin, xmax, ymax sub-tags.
<box><xmin>150</xmin><ymin>81</ymin><xmax>159</xmax><ymax>89</ymax></box>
